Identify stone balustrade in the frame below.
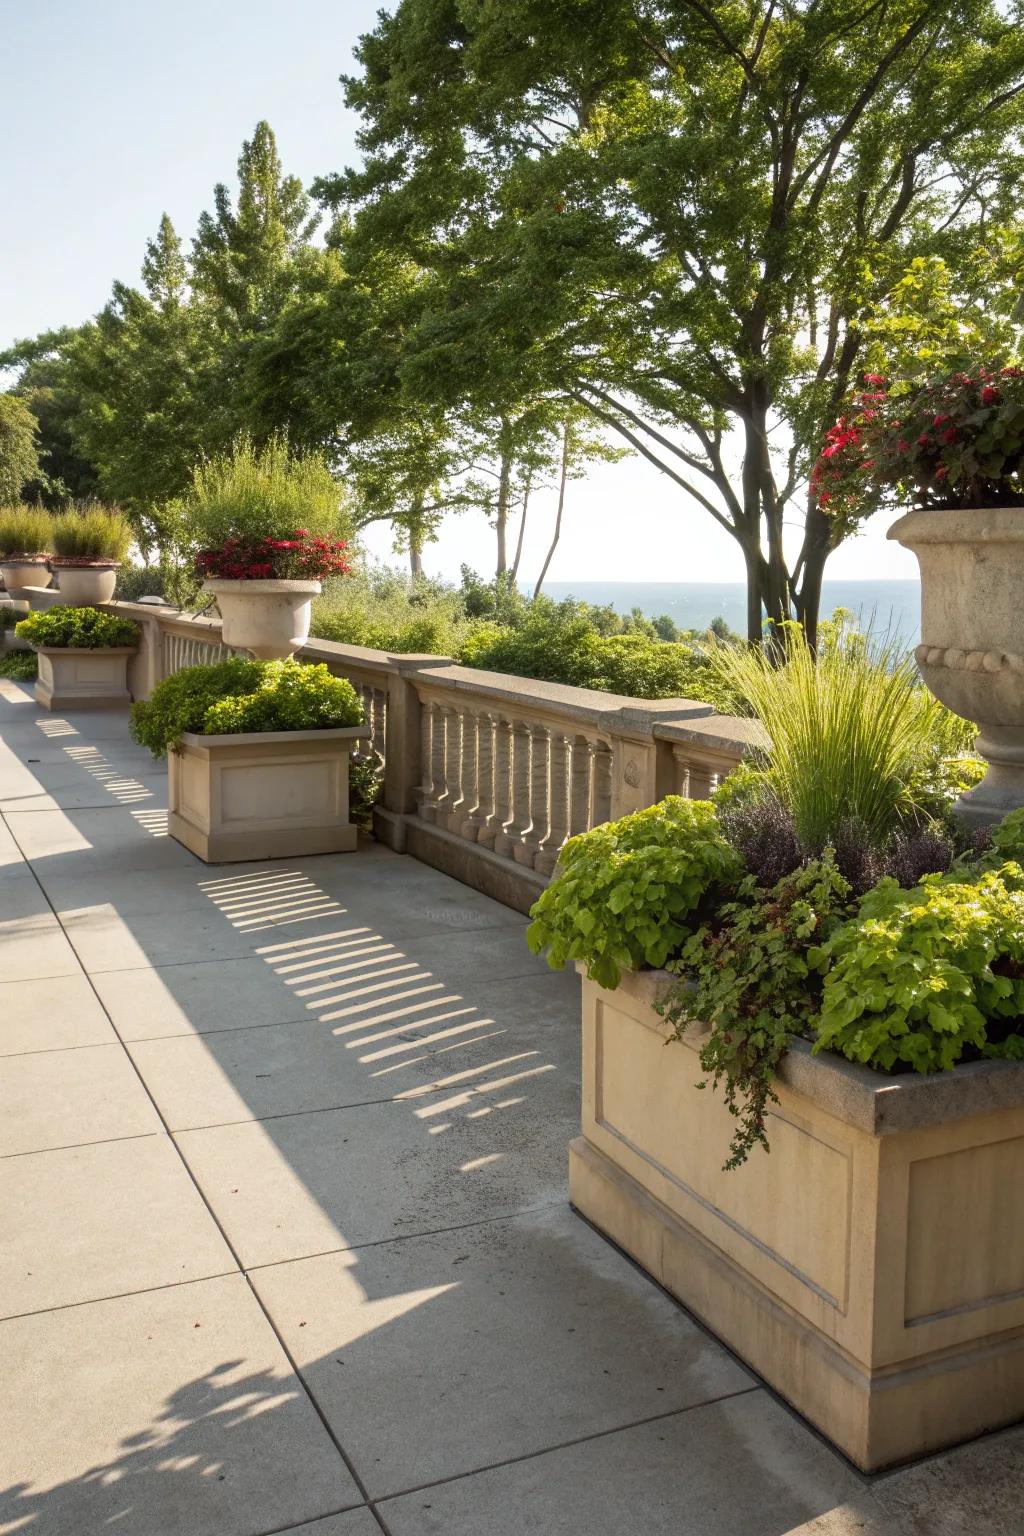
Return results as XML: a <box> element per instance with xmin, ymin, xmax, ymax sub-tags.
<box><xmin>102</xmin><ymin>600</ymin><xmax>761</xmax><ymax>911</ymax></box>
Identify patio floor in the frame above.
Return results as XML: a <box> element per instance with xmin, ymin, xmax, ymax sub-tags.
<box><xmin>1</xmin><ymin>676</ymin><xmax>1022</xmax><ymax>1536</ymax></box>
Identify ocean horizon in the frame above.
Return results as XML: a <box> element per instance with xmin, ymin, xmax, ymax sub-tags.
<box><xmin>538</xmin><ymin>579</ymin><xmax>922</xmax><ymax>647</ymax></box>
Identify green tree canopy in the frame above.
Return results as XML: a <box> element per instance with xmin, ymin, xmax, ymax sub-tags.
<box><xmin>328</xmin><ymin>0</ymin><xmax>1024</xmax><ymax>641</ymax></box>
<box><xmin>0</xmin><ymin>393</ymin><xmax>42</xmax><ymax>503</ymax></box>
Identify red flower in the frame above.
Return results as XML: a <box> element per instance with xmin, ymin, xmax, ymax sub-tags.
<box><xmin>982</xmin><ymin>385</ymin><xmax>1000</xmax><ymax>405</ymax></box>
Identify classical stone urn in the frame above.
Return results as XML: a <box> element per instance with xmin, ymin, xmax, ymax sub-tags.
<box><xmin>889</xmin><ymin>507</ymin><xmax>1024</xmax><ymax>825</ymax></box>
<box><xmin>201</xmin><ymin>578</ymin><xmax>321</xmax><ymax>660</ymax></box>
<box><xmin>1</xmin><ymin>558</ymin><xmax>52</xmax><ymax>601</ymax></box>
<box><xmin>51</xmin><ymin>559</ymin><xmax>119</xmax><ymax>605</ymax></box>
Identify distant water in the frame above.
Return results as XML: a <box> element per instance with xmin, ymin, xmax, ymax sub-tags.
<box><xmin>538</xmin><ymin>580</ymin><xmax>922</xmax><ymax>647</ymax></box>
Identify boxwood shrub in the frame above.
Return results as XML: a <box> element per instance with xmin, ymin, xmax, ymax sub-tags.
<box><xmin>130</xmin><ymin>657</ymin><xmax>365</xmax><ymax>757</ymax></box>
<box><xmin>16</xmin><ymin>606</ymin><xmax>139</xmax><ymax>650</ymax></box>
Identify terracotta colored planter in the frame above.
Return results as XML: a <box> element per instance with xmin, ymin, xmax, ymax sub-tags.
<box><xmin>889</xmin><ymin>506</ymin><xmax>1024</xmax><ymax>825</ymax></box>
<box><xmin>33</xmin><ymin>647</ymin><xmax>134</xmax><ymax>711</ymax></box>
<box><xmin>168</xmin><ymin>724</ymin><xmax>367</xmax><ymax>862</ymax></box>
<box><xmin>51</xmin><ymin>560</ymin><xmax>120</xmax><ymax>605</ymax></box>
<box><xmin>1</xmin><ymin>558</ymin><xmax>51</xmax><ymax>601</ymax></box>
<box><xmin>202</xmin><ymin>578</ymin><xmax>321</xmax><ymax>659</ymax></box>
<box><xmin>571</xmin><ymin>966</ymin><xmax>1024</xmax><ymax>1471</ymax></box>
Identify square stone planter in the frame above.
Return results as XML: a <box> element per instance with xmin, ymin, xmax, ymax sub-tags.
<box><xmin>570</xmin><ymin>967</ymin><xmax>1024</xmax><ymax>1472</ymax></box>
<box><xmin>168</xmin><ymin>725</ymin><xmax>368</xmax><ymax>863</ymax></box>
<box><xmin>34</xmin><ymin>647</ymin><xmax>134</xmax><ymax>711</ymax></box>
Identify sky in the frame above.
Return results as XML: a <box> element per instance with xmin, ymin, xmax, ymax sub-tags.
<box><xmin>2</xmin><ymin>0</ymin><xmax>916</xmax><ymax>589</ymax></box>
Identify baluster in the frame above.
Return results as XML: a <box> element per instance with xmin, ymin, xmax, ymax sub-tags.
<box><xmin>468</xmin><ymin>711</ymin><xmax>495</xmax><ymax>840</ymax></box>
<box><xmin>535</xmin><ymin>730</ymin><xmax>570</xmax><ymax>874</ymax></box>
<box><xmin>371</xmin><ymin>688</ymin><xmax>387</xmax><ymax>767</ymax></box>
<box><xmin>494</xmin><ymin>719</ymin><xmax>532</xmax><ymax>857</ymax></box>
<box><xmin>672</xmin><ymin>746</ymin><xmax>691</xmax><ymax>798</ymax></box>
<box><xmin>418</xmin><ymin>702</ymin><xmax>447</xmax><ymax>822</ymax></box>
<box><xmin>592</xmin><ymin>740</ymin><xmax>613</xmax><ymax>826</ymax></box>
<box><xmin>438</xmin><ymin>705</ymin><xmax>464</xmax><ymax>827</ymax></box>
<box><xmin>569</xmin><ymin>735</ymin><xmax>595</xmax><ymax>835</ymax></box>
<box><xmin>514</xmin><ymin>723</ymin><xmax>550</xmax><ymax>867</ymax></box>
<box><xmin>478</xmin><ymin>715</ymin><xmax>511</xmax><ymax>847</ymax></box>
<box><xmin>458</xmin><ymin>710</ymin><xmax>484</xmax><ymax>839</ymax></box>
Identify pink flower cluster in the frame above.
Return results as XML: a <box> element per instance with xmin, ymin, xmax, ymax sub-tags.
<box><xmin>196</xmin><ymin>531</ymin><xmax>351</xmax><ymax>582</ymax></box>
<box><xmin>812</xmin><ymin>364</ymin><xmax>1024</xmax><ymax>517</ymax></box>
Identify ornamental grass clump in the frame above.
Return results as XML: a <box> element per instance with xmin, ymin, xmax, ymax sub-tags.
<box><xmin>16</xmin><ymin>606</ymin><xmax>138</xmax><ymax>650</ymax></box>
<box><xmin>130</xmin><ymin>657</ymin><xmax>364</xmax><ymax>758</ymax></box>
<box><xmin>0</xmin><ymin>505</ymin><xmax>53</xmax><ymax>558</ymax></box>
<box><xmin>713</xmin><ymin>620</ymin><xmax>953</xmax><ymax>853</ymax></box>
<box><xmin>175</xmin><ymin>435</ymin><xmax>351</xmax><ymax>581</ymax></box>
<box><xmin>52</xmin><ymin>505</ymin><xmax>132</xmax><ymax>563</ymax></box>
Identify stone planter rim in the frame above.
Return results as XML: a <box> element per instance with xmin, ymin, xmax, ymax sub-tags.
<box><xmin>177</xmin><ymin>723</ymin><xmax>369</xmax><ymax>751</ymax></box>
<box><xmin>50</xmin><ymin>556</ymin><xmax>122</xmax><ymax>569</ymax></box>
<box><xmin>591</xmin><ymin>964</ymin><xmax>1024</xmax><ymax>1137</ymax></box>
<box><xmin>1</xmin><ymin>554</ymin><xmax>51</xmax><ymax>565</ymax></box>
<box><xmin>202</xmin><ymin>577</ymin><xmax>322</xmax><ymax>595</ymax></box>
<box><xmin>888</xmin><ymin>505</ymin><xmax>1024</xmax><ymax>546</ymax></box>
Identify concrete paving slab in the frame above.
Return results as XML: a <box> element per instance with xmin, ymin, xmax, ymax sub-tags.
<box><xmin>0</xmin><ymin>1043</ymin><xmax>161</xmax><ymax>1156</ymax></box>
<box><xmin>4</xmin><ymin>805</ymin><xmax>200</xmax><ymax>877</ymax></box>
<box><xmin>0</xmin><ymin>873</ymin><xmax>58</xmax><ymax>922</ymax></box>
<box><xmin>872</xmin><ymin>1422</ymin><xmax>1024</xmax><ymax>1536</ymax></box>
<box><xmin>126</xmin><ymin>972</ymin><xmax>579</xmax><ymax>1130</ymax></box>
<box><xmin>252</xmin><ymin>1205</ymin><xmax>754</xmax><ymax>1497</ymax></box>
<box><xmin>0</xmin><ymin>911</ymin><xmax>81</xmax><ymax>981</ymax></box>
<box><xmin>0</xmin><ymin>1273</ymin><xmax>360</xmax><ymax>1536</ymax></box>
<box><xmin>377</xmin><ymin>1390</ymin><xmax>885</xmax><ymax>1536</ymax></box>
<box><xmin>0</xmin><ymin>1134</ymin><xmax>235</xmax><ymax>1317</ymax></box>
<box><xmin>273</xmin><ymin>1514</ymin><xmax>381</xmax><ymax>1536</ymax></box>
<box><xmin>94</xmin><ymin>922</ymin><xmax>561</xmax><ymax>1042</ymax></box>
<box><xmin>0</xmin><ymin>973</ymin><xmax>117</xmax><ymax>1055</ymax></box>
<box><xmin>176</xmin><ymin>1071</ymin><xmax>573</xmax><ymax>1267</ymax></box>
<box><xmin>0</xmin><ymin>773</ymin><xmax>168</xmax><ymax>814</ymax></box>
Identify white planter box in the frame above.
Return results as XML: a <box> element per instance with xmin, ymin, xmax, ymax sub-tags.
<box><xmin>34</xmin><ymin>647</ymin><xmax>134</xmax><ymax>711</ymax></box>
<box><xmin>570</xmin><ymin>967</ymin><xmax>1024</xmax><ymax>1471</ymax></box>
<box><xmin>168</xmin><ymin>725</ymin><xmax>368</xmax><ymax>863</ymax></box>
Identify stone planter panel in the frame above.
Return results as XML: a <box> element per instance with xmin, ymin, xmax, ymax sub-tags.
<box><xmin>34</xmin><ymin>648</ymin><xmax>134</xmax><ymax>711</ymax></box>
<box><xmin>571</xmin><ymin>967</ymin><xmax>1024</xmax><ymax>1470</ymax></box>
<box><xmin>168</xmin><ymin>726</ymin><xmax>367</xmax><ymax>863</ymax></box>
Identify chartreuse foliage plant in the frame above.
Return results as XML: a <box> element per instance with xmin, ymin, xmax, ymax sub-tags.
<box><xmin>16</xmin><ymin>606</ymin><xmax>138</xmax><ymax>650</ymax></box>
<box><xmin>811</xmin><ymin>867</ymin><xmax>1024</xmax><ymax>1072</ymax></box>
<box><xmin>526</xmin><ymin>798</ymin><xmax>742</xmax><ymax>991</ymax></box>
<box><xmin>130</xmin><ymin>658</ymin><xmax>364</xmax><ymax>758</ymax></box>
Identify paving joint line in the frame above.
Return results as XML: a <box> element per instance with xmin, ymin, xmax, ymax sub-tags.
<box><xmin>0</xmin><ymin>1268</ymin><xmax>242</xmax><ymax>1325</ymax></box>
<box><xmin>372</xmin><ymin>1383</ymin><xmax>765</xmax><ymax>1507</ymax></box>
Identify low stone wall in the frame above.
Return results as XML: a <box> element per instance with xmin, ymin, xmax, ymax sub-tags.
<box><xmin>100</xmin><ymin>600</ymin><xmax>761</xmax><ymax>906</ymax></box>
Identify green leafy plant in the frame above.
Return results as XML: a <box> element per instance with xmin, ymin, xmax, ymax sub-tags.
<box><xmin>52</xmin><ymin>504</ymin><xmax>132</xmax><ymax>562</ymax></box>
<box><xmin>526</xmin><ymin>798</ymin><xmax>742</xmax><ymax>990</ymax></box>
<box><xmin>0</xmin><ymin>605</ymin><xmax>21</xmax><ymax>630</ymax></box>
<box><xmin>312</xmin><ymin>566</ymin><xmax>470</xmax><ymax>655</ymax></box>
<box><xmin>0</xmin><ymin>650</ymin><xmax>36</xmax><ymax>680</ymax></box>
<box><xmin>16</xmin><ymin>606</ymin><xmax>138</xmax><ymax>650</ymax></box>
<box><xmin>0</xmin><ymin>505</ymin><xmax>53</xmax><ymax>558</ymax></box>
<box><xmin>811</xmin><ymin>867</ymin><xmax>1024</xmax><ymax>1071</ymax></box>
<box><xmin>130</xmin><ymin>657</ymin><xmax>364</xmax><ymax>757</ymax></box>
<box><xmin>172</xmin><ymin>434</ymin><xmax>349</xmax><ymax>563</ymax></box>
<box><xmin>349</xmin><ymin>753</ymin><xmax>383</xmax><ymax>830</ymax></box>
<box><xmin>663</xmin><ymin>858</ymin><xmax>854</xmax><ymax>1169</ymax></box>
<box><xmin>714</xmin><ymin>618</ymin><xmax>956</xmax><ymax>850</ymax></box>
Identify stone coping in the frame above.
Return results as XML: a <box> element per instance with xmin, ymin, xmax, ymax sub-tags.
<box><xmin>592</xmin><ymin>966</ymin><xmax>1024</xmax><ymax>1137</ymax></box>
<box><xmin>653</xmin><ymin>713</ymin><xmax>768</xmax><ymax>754</ymax></box>
<box><xmin>179</xmin><ymin>724</ymin><xmax>369</xmax><ymax>749</ymax></box>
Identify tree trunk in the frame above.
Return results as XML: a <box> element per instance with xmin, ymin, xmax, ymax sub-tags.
<box><xmin>495</xmin><ymin>452</ymin><xmax>512</xmax><ymax>578</ymax></box>
<box><xmin>792</xmin><ymin>502</ymin><xmax>833</xmax><ymax>653</ymax></box>
<box><xmin>510</xmin><ymin>470</ymin><xmax>532</xmax><ymax>583</ymax></box>
<box><xmin>534</xmin><ymin>424</ymin><xmax>569</xmax><ymax>600</ymax></box>
<box><xmin>409</xmin><ymin>530</ymin><xmax>423</xmax><ymax>579</ymax></box>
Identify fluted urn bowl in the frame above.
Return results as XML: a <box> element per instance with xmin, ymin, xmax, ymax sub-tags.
<box><xmin>889</xmin><ymin>507</ymin><xmax>1024</xmax><ymax>826</ymax></box>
